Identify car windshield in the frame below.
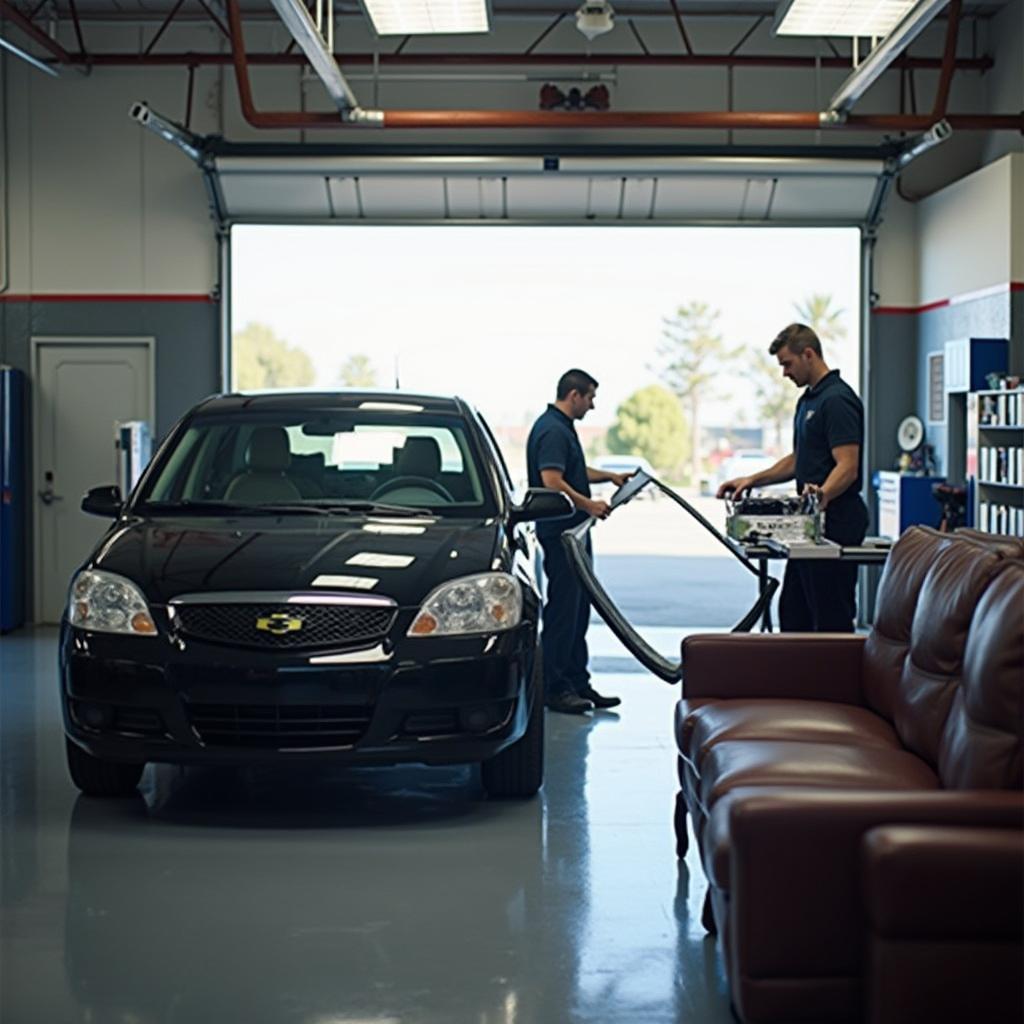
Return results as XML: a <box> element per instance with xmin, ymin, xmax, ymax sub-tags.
<box><xmin>136</xmin><ymin>409</ymin><xmax>498</xmax><ymax>517</ymax></box>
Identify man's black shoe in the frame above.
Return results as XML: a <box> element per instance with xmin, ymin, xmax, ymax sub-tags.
<box><xmin>545</xmin><ymin>692</ymin><xmax>595</xmax><ymax>714</ymax></box>
<box><xmin>579</xmin><ymin>685</ymin><xmax>621</xmax><ymax>709</ymax></box>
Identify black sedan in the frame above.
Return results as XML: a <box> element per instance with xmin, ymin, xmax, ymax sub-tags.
<box><xmin>61</xmin><ymin>391</ymin><xmax>571</xmax><ymax>799</ymax></box>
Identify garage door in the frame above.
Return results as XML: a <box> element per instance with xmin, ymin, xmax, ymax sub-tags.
<box><xmin>211</xmin><ymin>154</ymin><xmax>885</xmax><ymax>224</ymax></box>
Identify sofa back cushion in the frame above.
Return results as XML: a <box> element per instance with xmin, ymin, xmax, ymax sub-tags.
<box><xmin>938</xmin><ymin>561</ymin><xmax>1024</xmax><ymax>790</ymax></box>
<box><xmin>863</xmin><ymin>528</ymin><xmax>952</xmax><ymax>720</ymax></box>
<box><xmin>891</xmin><ymin>539</ymin><xmax>1006</xmax><ymax>768</ymax></box>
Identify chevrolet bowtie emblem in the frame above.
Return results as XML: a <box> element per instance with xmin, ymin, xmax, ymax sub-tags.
<box><xmin>256</xmin><ymin>613</ymin><xmax>304</xmax><ymax>635</ymax></box>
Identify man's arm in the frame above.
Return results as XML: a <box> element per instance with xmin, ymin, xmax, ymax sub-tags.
<box><xmin>586</xmin><ymin>466</ymin><xmax>635</xmax><ymax>487</ymax></box>
<box><xmin>803</xmin><ymin>444</ymin><xmax>859</xmax><ymax>509</ymax></box>
<box><xmin>541</xmin><ymin>468</ymin><xmax>611</xmax><ymax>519</ymax></box>
<box><xmin>716</xmin><ymin>453</ymin><xmax>796</xmax><ymax>500</ymax></box>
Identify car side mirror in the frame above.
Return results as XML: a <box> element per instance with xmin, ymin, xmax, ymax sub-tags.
<box><xmin>82</xmin><ymin>485</ymin><xmax>123</xmax><ymax>518</ymax></box>
<box><xmin>510</xmin><ymin>488</ymin><xmax>574</xmax><ymax>526</ymax></box>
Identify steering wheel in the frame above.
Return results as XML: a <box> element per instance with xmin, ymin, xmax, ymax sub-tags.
<box><xmin>370</xmin><ymin>476</ymin><xmax>454</xmax><ymax>502</ymax></box>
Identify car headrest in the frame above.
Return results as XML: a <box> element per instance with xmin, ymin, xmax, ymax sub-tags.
<box><xmin>396</xmin><ymin>436</ymin><xmax>442</xmax><ymax>478</ymax></box>
<box><xmin>245</xmin><ymin>426</ymin><xmax>292</xmax><ymax>473</ymax></box>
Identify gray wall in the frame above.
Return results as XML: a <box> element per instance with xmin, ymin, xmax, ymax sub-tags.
<box><xmin>0</xmin><ymin>299</ymin><xmax>219</xmax><ymax>439</ymax></box>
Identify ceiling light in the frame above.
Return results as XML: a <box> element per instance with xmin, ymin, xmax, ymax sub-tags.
<box><xmin>576</xmin><ymin>0</ymin><xmax>615</xmax><ymax>41</ymax></box>
<box><xmin>360</xmin><ymin>0</ymin><xmax>489</xmax><ymax>36</ymax></box>
<box><xmin>774</xmin><ymin>0</ymin><xmax>916</xmax><ymax>37</ymax></box>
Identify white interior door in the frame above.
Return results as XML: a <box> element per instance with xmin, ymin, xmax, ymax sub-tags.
<box><xmin>33</xmin><ymin>339</ymin><xmax>154</xmax><ymax>624</ymax></box>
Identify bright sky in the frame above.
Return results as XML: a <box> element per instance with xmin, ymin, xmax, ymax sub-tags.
<box><xmin>231</xmin><ymin>224</ymin><xmax>861</xmax><ymax>429</ymax></box>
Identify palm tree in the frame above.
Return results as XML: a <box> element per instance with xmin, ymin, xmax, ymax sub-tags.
<box><xmin>793</xmin><ymin>293</ymin><xmax>847</xmax><ymax>363</ymax></box>
<box><xmin>656</xmin><ymin>301</ymin><xmax>741</xmax><ymax>487</ymax></box>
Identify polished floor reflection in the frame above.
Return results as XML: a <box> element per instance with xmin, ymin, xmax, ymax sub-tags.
<box><xmin>1</xmin><ymin>628</ymin><xmax>733</xmax><ymax>1024</ymax></box>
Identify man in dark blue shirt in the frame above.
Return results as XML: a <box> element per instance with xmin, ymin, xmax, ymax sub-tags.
<box><xmin>527</xmin><ymin>369</ymin><xmax>633</xmax><ymax>714</ymax></box>
<box><xmin>718</xmin><ymin>324</ymin><xmax>868</xmax><ymax>631</ymax></box>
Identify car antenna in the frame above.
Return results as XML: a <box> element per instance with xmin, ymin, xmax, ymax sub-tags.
<box><xmin>394</xmin><ymin>355</ymin><xmax>400</xmax><ymax>389</ymax></box>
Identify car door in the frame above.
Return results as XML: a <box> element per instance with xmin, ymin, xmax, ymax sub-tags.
<box><xmin>559</xmin><ymin>470</ymin><xmax>780</xmax><ymax>683</ymax></box>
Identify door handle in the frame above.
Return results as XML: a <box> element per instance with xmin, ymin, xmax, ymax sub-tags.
<box><xmin>39</xmin><ymin>487</ymin><xmax>64</xmax><ymax>505</ymax></box>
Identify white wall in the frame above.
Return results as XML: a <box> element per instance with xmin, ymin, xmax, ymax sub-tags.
<box><xmin>918</xmin><ymin>154</ymin><xmax>1018</xmax><ymax>305</ymax></box>
<box><xmin>3</xmin><ymin>47</ymin><xmax>219</xmax><ymax>295</ymax></box>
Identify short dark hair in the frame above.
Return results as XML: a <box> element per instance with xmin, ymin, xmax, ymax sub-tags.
<box><xmin>557</xmin><ymin>368</ymin><xmax>599</xmax><ymax>400</ymax></box>
<box><xmin>769</xmin><ymin>323</ymin><xmax>822</xmax><ymax>357</ymax></box>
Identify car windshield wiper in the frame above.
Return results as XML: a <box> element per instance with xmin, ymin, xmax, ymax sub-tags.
<box><xmin>327</xmin><ymin>500</ymin><xmax>436</xmax><ymax>517</ymax></box>
<box><xmin>139</xmin><ymin>500</ymin><xmax>345</xmax><ymax>516</ymax></box>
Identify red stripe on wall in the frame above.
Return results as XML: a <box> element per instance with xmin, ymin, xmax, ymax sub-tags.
<box><xmin>873</xmin><ymin>281</ymin><xmax>1024</xmax><ymax>315</ymax></box>
<box><xmin>0</xmin><ymin>293</ymin><xmax>215</xmax><ymax>303</ymax></box>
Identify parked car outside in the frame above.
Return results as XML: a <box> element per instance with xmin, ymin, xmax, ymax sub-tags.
<box><xmin>61</xmin><ymin>391</ymin><xmax>571</xmax><ymax>801</ymax></box>
<box><xmin>590</xmin><ymin>454</ymin><xmax>658</xmax><ymax>501</ymax></box>
<box><xmin>715</xmin><ymin>449</ymin><xmax>791</xmax><ymax>496</ymax></box>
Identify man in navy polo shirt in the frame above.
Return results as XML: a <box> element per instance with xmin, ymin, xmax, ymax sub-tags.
<box><xmin>527</xmin><ymin>369</ymin><xmax>634</xmax><ymax>714</ymax></box>
<box><xmin>718</xmin><ymin>324</ymin><xmax>868</xmax><ymax>631</ymax></box>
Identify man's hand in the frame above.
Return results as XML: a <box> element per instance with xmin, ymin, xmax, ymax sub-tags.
<box><xmin>802</xmin><ymin>483</ymin><xmax>828</xmax><ymax>510</ymax></box>
<box><xmin>716</xmin><ymin>476</ymin><xmax>756</xmax><ymax>500</ymax></box>
<box><xmin>583</xmin><ymin>497</ymin><xmax>612</xmax><ymax>520</ymax></box>
<box><xmin>606</xmin><ymin>470</ymin><xmax>636</xmax><ymax>488</ymax></box>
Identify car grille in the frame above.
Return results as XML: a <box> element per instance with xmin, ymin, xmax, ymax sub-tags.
<box><xmin>187</xmin><ymin>703</ymin><xmax>372</xmax><ymax>749</ymax></box>
<box><xmin>172</xmin><ymin>603</ymin><xmax>395</xmax><ymax>650</ymax></box>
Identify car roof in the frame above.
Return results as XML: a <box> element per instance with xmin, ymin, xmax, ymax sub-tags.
<box><xmin>194</xmin><ymin>390</ymin><xmax>470</xmax><ymax>416</ymax></box>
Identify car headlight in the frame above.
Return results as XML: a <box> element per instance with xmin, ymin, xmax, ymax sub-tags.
<box><xmin>408</xmin><ymin>572</ymin><xmax>522</xmax><ymax>637</ymax></box>
<box><xmin>68</xmin><ymin>569</ymin><xmax>158</xmax><ymax>636</ymax></box>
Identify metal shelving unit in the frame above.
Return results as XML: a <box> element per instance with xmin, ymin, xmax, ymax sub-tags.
<box><xmin>967</xmin><ymin>389</ymin><xmax>1024</xmax><ymax>535</ymax></box>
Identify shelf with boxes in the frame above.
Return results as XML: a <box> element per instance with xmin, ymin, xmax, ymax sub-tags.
<box><xmin>968</xmin><ymin>388</ymin><xmax>1024</xmax><ymax>536</ymax></box>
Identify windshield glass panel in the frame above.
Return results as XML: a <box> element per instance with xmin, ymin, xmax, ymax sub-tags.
<box><xmin>138</xmin><ymin>410</ymin><xmax>495</xmax><ymax>516</ymax></box>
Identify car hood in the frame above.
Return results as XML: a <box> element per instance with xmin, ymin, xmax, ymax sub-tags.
<box><xmin>90</xmin><ymin>515</ymin><xmax>504</xmax><ymax>606</ymax></box>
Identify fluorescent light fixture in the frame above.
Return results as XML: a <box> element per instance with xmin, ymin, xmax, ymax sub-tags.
<box><xmin>360</xmin><ymin>0</ymin><xmax>489</xmax><ymax>36</ymax></box>
<box><xmin>0</xmin><ymin>32</ymin><xmax>59</xmax><ymax>77</ymax></box>
<box><xmin>774</xmin><ymin>0</ymin><xmax>916</xmax><ymax>37</ymax></box>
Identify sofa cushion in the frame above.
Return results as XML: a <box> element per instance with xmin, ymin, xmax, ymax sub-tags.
<box><xmin>863</xmin><ymin>527</ymin><xmax>952</xmax><ymax>721</ymax></box>
<box><xmin>698</xmin><ymin>740</ymin><xmax>940</xmax><ymax>814</ymax></box>
<box><xmin>938</xmin><ymin>561</ymin><xmax>1024</xmax><ymax>790</ymax></box>
<box><xmin>892</xmin><ymin>538</ymin><xmax>1005</xmax><ymax>768</ymax></box>
<box><xmin>676</xmin><ymin>699</ymin><xmax>902</xmax><ymax>769</ymax></box>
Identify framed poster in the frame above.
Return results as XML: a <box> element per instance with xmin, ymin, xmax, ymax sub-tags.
<box><xmin>928</xmin><ymin>351</ymin><xmax>945</xmax><ymax>425</ymax></box>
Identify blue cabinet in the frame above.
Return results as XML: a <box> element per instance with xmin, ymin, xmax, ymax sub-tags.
<box><xmin>875</xmin><ymin>471</ymin><xmax>946</xmax><ymax>539</ymax></box>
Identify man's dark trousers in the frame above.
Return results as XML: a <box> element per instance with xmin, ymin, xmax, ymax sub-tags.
<box><xmin>538</xmin><ymin>532</ymin><xmax>592</xmax><ymax>698</ymax></box>
<box><xmin>779</xmin><ymin>498</ymin><xmax>868</xmax><ymax>632</ymax></box>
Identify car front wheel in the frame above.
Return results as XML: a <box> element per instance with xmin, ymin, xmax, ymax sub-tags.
<box><xmin>481</xmin><ymin>651</ymin><xmax>544</xmax><ymax>799</ymax></box>
<box><xmin>65</xmin><ymin>738</ymin><xmax>145</xmax><ymax>797</ymax></box>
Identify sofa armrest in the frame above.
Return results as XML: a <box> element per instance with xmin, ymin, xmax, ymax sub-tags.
<box><xmin>682</xmin><ymin>633</ymin><xmax>866</xmax><ymax>704</ymax></box>
<box><xmin>720</xmin><ymin>788</ymin><xmax>1024</xmax><ymax>980</ymax></box>
<box><xmin>863</xmin><ymin>825</ymin><xmax>1024</xmax><ymax>940</ymax></box>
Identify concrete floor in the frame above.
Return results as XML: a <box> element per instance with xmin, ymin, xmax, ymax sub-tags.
<box><xmin>1</xmin><ymin>627</ymin><xmax>734</xmax><ymax>1024</ymax></box>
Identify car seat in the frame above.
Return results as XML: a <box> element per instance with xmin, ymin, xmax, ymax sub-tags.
<box><xmin>224</xmin><ymin>426</ymin><xmax>303</xmax><ymax>502</ymax></box>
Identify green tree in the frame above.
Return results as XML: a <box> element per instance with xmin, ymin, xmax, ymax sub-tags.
<box><xmin>746</xmin><ymin>348</ymin><xmax>795</xmax><ymax>452</ymax></box>
<box><xmin>338</xmin><ymin>354</ymin><xmax>378</xmax><ymax>388</ymax></box>
<box><xmin>232</xmin><ymin>322</ymin><xmax>315</xmax><ymax>390</ymax></box>
<box><xmin>607</xmin><ymin>385</ymin><xmax>689</xmax><ymax>476</ymax></box>
<box><xmin>655</xmin><ymin>301</ymin><xmax>741</xmax><ymax>486</ymax></box>
<box><xmin>793</xmin><ymin>293</ymin><xmax>848</xmax><ymax>362</ymax></box>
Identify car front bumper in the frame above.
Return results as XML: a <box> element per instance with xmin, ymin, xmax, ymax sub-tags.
<box><xmin>60</xmin><ymin>620</ymin><xmax>536</xmax><ymax>767</ymax></box>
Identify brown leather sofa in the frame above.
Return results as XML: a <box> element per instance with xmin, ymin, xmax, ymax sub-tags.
<box><xmin>673</xmin><ymin>526</ymin><xmax>1024</xmax><ymax>1024</ymax></box>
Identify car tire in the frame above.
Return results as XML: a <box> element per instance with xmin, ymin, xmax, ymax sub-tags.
<box><xmin>481</xmin><ymin>650</ymin><xmax>544</xmax><ymax>800</ymax></box>
<box><xmin>65</xmin><ymin>738</ymin><xmax>144</xmax><ymax>797</ymax></box>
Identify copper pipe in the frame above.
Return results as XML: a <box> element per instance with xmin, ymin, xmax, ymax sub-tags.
<box><xmin>0</xmin><ymin>0</ymin><xmax>75</xmax><ymax>63</ymax></box>
<box><xmin>223</xmin><ymin>0</ymin><xmax>1022</xmax><ymax>134</ymax></box>
<box><xmin>932</xmin><ymin>0</ymin><xmax>962</xmax><ymax>119</ymax></box>
<box><xmin>63</xmin><ymin>52</ymin><xmax>994</xmax><ymax>71</ymax></box>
